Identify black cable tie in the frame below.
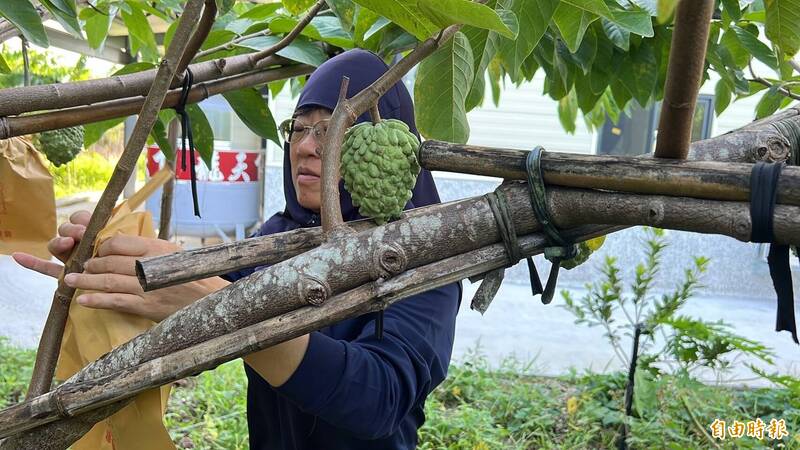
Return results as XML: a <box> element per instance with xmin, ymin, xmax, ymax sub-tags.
<box><xmin>374</xmin><ymin>310</ymin><xmax>384</xmax><ymax>340</ymax></box>
<box><xmin>749</xmin><ymin>161</ymin><xmax>797</xmax><ymax>344</ymax></box>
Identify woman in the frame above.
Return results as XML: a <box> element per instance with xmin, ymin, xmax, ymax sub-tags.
<box><xmin>14</xmin><ymin>49</ymin><xmax>462</xmax><ymax>449</ymax></box>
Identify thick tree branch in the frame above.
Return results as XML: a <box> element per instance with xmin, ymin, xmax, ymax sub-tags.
<box><xmin>25</xmin><ymin>0</ymin><xmax>210</xmax><ymax>400</ymax></box>
<box><xmin>654</xmin><ymin>0</ymin><xmax>715</xmax><ymax>159</ymax></box>
<box><xmin>320</xmin><ymin>24</ymin><xmax>461</xmax><ymax>233</ymax></box>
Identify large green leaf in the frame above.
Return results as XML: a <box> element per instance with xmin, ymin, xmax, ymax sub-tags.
<box><xmin>39</xmin><ymin>0</ymin><xmax>82</xmax><ymax>38</ymax></box>
<box><xmin>714</xmin><ymin>79</ymin><xmax>732</xmax><ymax>115</ymax></box>
<box><xmin>0</xmin><ymin>0</ymin><xmax>49</xmax><ymax>47</ymax></box>
<box><xmin>351</xmin><ymin>0</ymin><xmax>438</xmax><ymax>40</ymax></box>
<box><xmin>765</xmin><ymin>0</ymin><xmax>800</xmax><ymax>55</ymax></box>
<box><xmin>186</xmin><ymin>104</ymin><xmax>215</xmax><ymax>168</ymax></box>
<box><xmin>414</xmin><ymin>31</ymin><xmax>474</xmax><ymax>143</ymax></box>
<box><xmin>353</xmin><ymin>5</ymin><xmax>380</xmax><ymax>46</ymax></box>
<box><xmin>283</xmin><ymin>0</ymin><xmax>316</xmax><ymax>15</ymax></box>
<box><xmin>83</xmin><ymin>4</ymin><xmax>119</xmax><ymax>50</ymax></box>
<box><xmin>419</xmin><ymin>0</ymin><xmax>516</xmax><ymax>39</ymax></box>
<box><xmin>755</xmin><ymin>85</ymin><xmax>784</xmax><ymax>118</ymax></box>
<box><xmin>609</xmin><ymin>7</ymin><xmax>654</xmax><ymax>37</ymax></box>
<box><xmin>720</xmin><ymin>28</ymin><xmax>750</xmax><ymax>69</ymax></box>
<box><xmin>239</xmin><ymin>3</ymin><xmax>282</xmax><ymax>20</ymax></box>
<box><xmin>237</xmin><ymin>36</ymin><xmax>328</xmax><ymax>66</ymax></box>
<box><xmin>326</xmin><ymin>0</ymin><xmax>356</xmax><ymax>31</ymax></box>
<box><xmin>497</xmin><ymin>0</ymin><xmax>558</xmax><ymax>81</ymax></box>
<box><xmin>268</xmin><ymin>16</ymin><xmax>354</xmax><ymax>48</ymax></box>
<box><xmin>84</xmin><ymin>117</ymin><xmax>125</xmax><ymax>148</ymax></box>
<box><xmin>150</xmin><ymin>114</ymin><xmax>175</xmax><ymax>162</ymax></box>
<box><xmin>463</xmin><ymin>0</ymin><xmax>515</xmax><ymax>110</ymax></box>
<box><xmin>616</xmin><ymin>40</ymin><xmax>657</xmax><ymax>106</ymax></box>
<box><xmin>561</xmin><ymin>0</ymin><xmax>612</xmax><ymax>18</ymax></box>
<box><xmin>731</xmin><ymin>25</ymin><xmax>779</xmax><ymax>69</ymax></box>
<box><xmin>222</xmin><ymin>88</ymin><xmax>280</xmax><ymax>147</ymax></box>
<box><xmin>121</xmin><ymin>2</ymin><xmax>159</xmax><ymax>61</ymax></box>
<box><xmin>0</xmin><ymin>54</ymin><xmax>9</xmax><ymax>74</ymax></box>
<box><xmin>602</xmin><ymin>18</ymin><xmax>631</xmax><ymax>51</ymax></box>
<box><xmin>552</xmin><ymin>3</ymin><xmax>598</xmax><ymax>53</ymax></box>
<box><xmin>558</xmin><ymin>88</ymin><xmax>578</xmax><ymax>133</ymax></box>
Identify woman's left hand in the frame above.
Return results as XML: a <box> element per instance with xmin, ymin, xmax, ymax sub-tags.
<box><xmin>63</xmin><ymin>235</ymin><xmax>228</xmax><ymax>322</ymax></box>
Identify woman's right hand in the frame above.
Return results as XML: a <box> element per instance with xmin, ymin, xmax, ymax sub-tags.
<box><xmin>12</xmin><ymin>210</ymin><xmax>91</xmax><ymax>278</ymax></box>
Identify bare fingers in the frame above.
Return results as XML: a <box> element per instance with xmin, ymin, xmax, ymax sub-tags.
<box><xmin>11</xmin><ymin>252</ymin><xmax>63</xmax><ymax>278</ymax></box>
<box><xmin>64</xmin><ymin>272</ymin><xmax>144</xmax><ymax>296</ymax></box>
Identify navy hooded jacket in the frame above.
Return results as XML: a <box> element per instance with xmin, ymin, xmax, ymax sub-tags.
<box><xmin>224</xmin><ymin>49</ymin><xmax>462</xmax><ymax>449</ymax></box>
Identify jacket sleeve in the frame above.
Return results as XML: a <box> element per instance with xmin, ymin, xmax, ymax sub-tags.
<box><xmin>272</xmin><ymin>282</ymin><xmax>461</xmax><ymax>439</ymax></box>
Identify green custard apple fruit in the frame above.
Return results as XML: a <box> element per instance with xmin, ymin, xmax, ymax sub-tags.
<box><xmin>341</xmin><ymin>119</ymin><xmax>421</xmax><ymax>224</ymax></box>
<box><xmin>560</xmin><ymin>235</ymin><xmax>606</xmax><ymax>270</ymax></box>
<box><xmin>35</xmin><ymin>125</ymin><xmax>85</xmax><ymax>167</ymax></box>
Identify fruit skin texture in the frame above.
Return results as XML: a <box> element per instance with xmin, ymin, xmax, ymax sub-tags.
<box><xmin>341</xmin><ymin>119</ymin><xmax>421</xmax><ymax>224</ymax></box>
<box><xmin>35</xmin><ymin>126</ymin><xmax>85</xmax><ymax>167</ymax></box>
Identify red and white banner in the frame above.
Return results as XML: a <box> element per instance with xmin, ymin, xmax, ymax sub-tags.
<box><xmin>145</xmin><ymin>146</ymin><xmax>261</xmax><ymax>182</ymax></box>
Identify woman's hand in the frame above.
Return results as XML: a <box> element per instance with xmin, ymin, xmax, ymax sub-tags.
<box><xmin>13</xmin><ymin>210</ymin><xmax>229</xmax><ymax>322</ymax></box>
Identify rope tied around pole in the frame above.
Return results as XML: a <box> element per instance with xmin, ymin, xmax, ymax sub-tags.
<box><xmin>472</xmin><ymin>146</ymin><xmax>578</xmax><ymax>313</ymax></box>
<box><xmin>173</xmin><ymin>68</ymin><xmax>201</xmax><ymax>217</ymax></box>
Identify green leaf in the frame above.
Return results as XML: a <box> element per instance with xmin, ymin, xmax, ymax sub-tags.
<box><xmin>215</xmin><ymin>0</ymin><xmax>234</xmax><ymax>15</ymax></box>
<box><xmin>84</xmin><ymin>117</ymin><xmax>125</xmax><ymax>148</ymax></box>
<box><xmin>497</xmin><ymin>0</ymin><xmax>558</xmax><ymax>81</ymax></box>
<box><xmin>282</xmin><ymin>0</ymin><xmax>316</xmax><ymax>15</ymax></box>
<box><xmin>186</xmin><ymin>104</ymin><xmax>215</xmax><ymax>168</ymax></box>
<box><xmin>351</xmin><ymin>0</ymin><xmax>437</xmax><ymax>40</ymax></box>
<box><xmin>0</xmin><ymin>0</ymin><xmax>49</xmax><ymax>47</ymax></box>
<box><xmin>602</xmin><ymin>18</ymin><xmax>631</xmax><ymax>51</ymax></box>
<box><xmin>560</xmin><ymin>0</ymin><xmax>612</xmax><ymax>18</ymax></box>
<box><xmin>488</xmin><ymin>57</ymin><xmax>503</xmax><ymax>107</ymax></box>
<box><xmin>609</xmin><ymin>8</ymin><xmax>654</xmax><ymax>37</ymax></box>
<box><xmin>463</xmin><ymin>0</ymin><xmax>514</xmax><ymax>110</ymax></box>
<box><xmin>721</xmin><ymin>0</ymin><xmax>742</xmax><ymax>21</ymax></box>
<box><xmin>720</xmin><ymin>28</ymin><xmax>750</xmax><ymax>69</ymax></box>
<box><xmin>268</xmin><ymin>16</ymin><xmax>354</xmax><ymax>49</ymax></box>
<box><xmin>0</xmin><ymin>54</ymin><xmax>10</xmax><ymax>74</ymax></box>
<box><xmin>414</xmin><ymin>31</ymin><xmax>474</xmax><ymax>143</ymax></box>
<box><xmin>240</xmin><ymin>3</ymin><xmax>282</xmax><ymax>20</ymax></box>
<box><xmin>222</xmin><ymin>88</ymin><xmax>280</xmax><ymax>147</ymax></box>
<box><xmin>765</xmin><ymin>0</ymin><xmax>800</xmax><ymax>55</ymax></box>
<box><xmin>714</xmin><ymin>79</ymin><xmax>732</xmax><ymax>115</ymax></box>
<box><xmin>83</xmin><ymin>4</ymin><xmax>118</xmax><ymax>50</ymax></box>
<box><xmin>112</xmin><ymin>61</ymin><xmax>155</xmax><ymax>76</ymax></box>
<box><xmin>552</xmin><ymin>3</ymin><xmax>598</xmax><ymax>53</ymax></box>
<box><xmin>121</xmin><ymin>2</ymin><xmax>159</xmax><ymax>61</ymax></box>
<box><xmin>572</xmin><ymin>25</ymin><xmax>598</xmax><ymax>74</ymax></box>
<box><xmin>39</xmin><ymin>0</ymin><xmax>82</xmax><ymax>38</ymax></box>
<box><xmin>353</xmin><ymin>5</ymin><xmax>380</xmax><ymax>45</ymax></box>
<box><xmin>656</xmin><ymin>0</ymin><xmax>677</xmax><ymax>24</ymax></box>
<box><xmin>419</xmin><ymin>0</ymin><xmax>516</xmax><ymax>39</ymax></box>
<box><xmin>731</xmin><ymin>25</ymin><xmax>779</xmax><ymax>69</ymax></box>
<box><xmin>237</xmin><ymin>36</ymin><xmax>328</xmax><ymax>66</ymax></box>
<box><xmin>269</xmin><ymin>79</ymin><xmax>287</xmax><ymax>98</ymax></box>
<box><xmin>755</xmin><ymin>85</ymin><xmax>783</xmax><ymax>118</ymax></box>
<box><xmin>326</xmin><ymin>0</ymin><xmax>356</xmax><ymax>31</ymax></box>
<box><xmin>558</xmin><ymin>89</ymin><xmax>578</xmax><ymax>133</ymax></box>
<box><xmin>150</xmin><ymin>116</ymin><xmax>175</xmax><ymax>162</ymax></box>
<box><xmin>616</xmin><ymin>40</ymin><xmax>657</xmax><ymax>106</ymax></box>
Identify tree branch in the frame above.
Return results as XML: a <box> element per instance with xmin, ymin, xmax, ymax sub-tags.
<box><xmin>654</xmin><ymin>0</ymin><xmax>715</xmax><ymax>159</ymax></box>
<box><xmin>0</xmin><ymin>64</ymin><xmax>314</xmax><ymax>138</ymax></box>
<box><xmin>25</xmin><ymin>0</ymin><xmax>211</xmax><ymax>400</ymax></box>
<box><xmin>193</xmin><ymin>29</ymin><xmax>273</xmax><ymax>61</ymax></box>
<box><xmin>157</xmin><ymin>119</ymin><xmax>179</xmax><ymax>240</ymax></box>
<box><xmin>252</xmin><ymin>0</ymin><xmax>327</xmax><ymax>69</ymax></box>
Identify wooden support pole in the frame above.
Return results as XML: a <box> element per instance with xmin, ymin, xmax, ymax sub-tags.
<box><xmin>654</xmin><ymin>0</ymin><xmax>715</xmax><ymax>159</ymax></box>
<box><xmin>24</xmin><ymin>0</ymin><xmax>210</xmax><ymax>400</ymax></box>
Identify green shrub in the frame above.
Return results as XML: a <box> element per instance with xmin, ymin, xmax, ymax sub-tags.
<box><xmin>50</xmin><ymin>151</ymin><xmax>115</xmax><ymax>199</ymax></box>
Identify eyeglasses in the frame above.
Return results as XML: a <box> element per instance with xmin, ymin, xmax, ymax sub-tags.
<box><xmin>279</xmin><ymin>118</ymin><xmax>330</xmax><ymax>144</ymax></box>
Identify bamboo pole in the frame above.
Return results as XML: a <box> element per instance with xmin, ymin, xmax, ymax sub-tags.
<box><xmin>24</xmin><ymin>0</ymin><xmax>210</xmax><ymax>400</ymax></box>
<box><xmin>654</xmin><ymin>0</ymin><xmax>715</xmax><ymax>159</ymax></box>
<box><xmin>0</xmin><ymin>0</ymin><xmax>326</xmax><ymax>118</ymax></box>
<box><xmin>0</xmin><ymin>64</ymin><xmax>314</xmax><ymax>138</ymax></box>
<box><xmin>418</xmin><ymin>142</ymin><xmax>800</xmax><ymax>205</ymax></box>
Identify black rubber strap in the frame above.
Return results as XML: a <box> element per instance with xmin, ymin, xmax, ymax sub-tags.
<box><xmin>749</xmin><ymin>161</ymin><xmax>797</xmax><ymax>344</ymax></box>
<box><xmin>526</xmin><ymin>146</ymin><xmax>568</xmax><ymax>247</ymax></box>
<box><xmin>174</xmin><ymin>68</ymin><xmax>201</xmax><ymax>217</ymax></box>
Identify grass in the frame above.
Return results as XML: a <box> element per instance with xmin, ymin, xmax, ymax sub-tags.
<box><xmin>1</xmin><ymin>337</ymin><xmax>799</xmax><ymax>449</ymax></box>
<box><xmin>49</xmin><ymin>151</ymin><xmax>148</xmax><ymax>199</ymax></box>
